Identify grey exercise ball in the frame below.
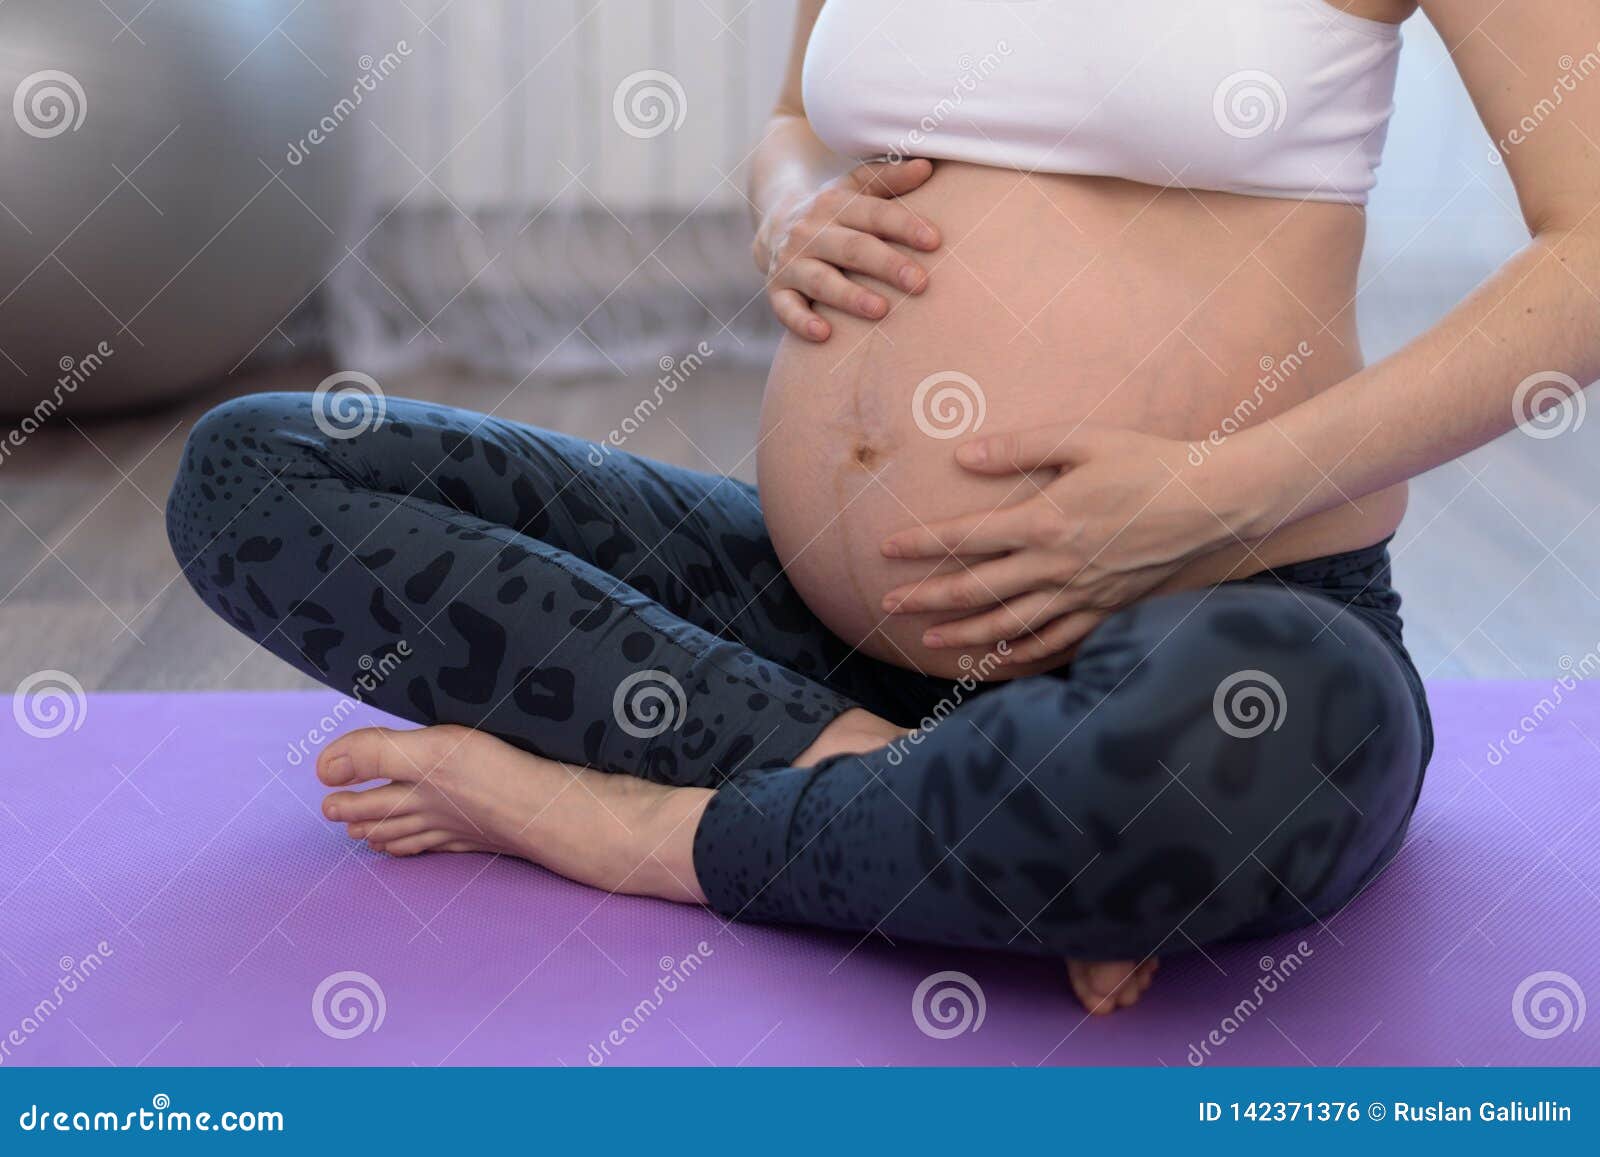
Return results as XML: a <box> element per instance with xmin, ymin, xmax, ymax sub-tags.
<box><xmin>0</xmin><ymin>0</ymin><xmax>357</xmax><ymax>417</ymax></box>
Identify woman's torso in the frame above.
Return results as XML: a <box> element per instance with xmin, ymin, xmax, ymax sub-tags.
<box><xmin>758</xmin><ymin>2</ymin><xmax>1412</xmax><ymax>680</ymax></box>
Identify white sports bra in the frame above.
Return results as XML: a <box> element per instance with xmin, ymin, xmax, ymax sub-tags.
<box><xmin>803</xmin><ymin>0</ymin><xmax>1404</xmax><ymax>204</ymax></box>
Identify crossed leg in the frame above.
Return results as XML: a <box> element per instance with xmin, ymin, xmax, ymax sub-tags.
<box><xmin>167</xmin><ymin>392</ymin><xmax>1424</xmax><ymax>1016</ymax></box>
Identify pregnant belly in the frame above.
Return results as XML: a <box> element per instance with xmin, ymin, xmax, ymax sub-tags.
<box><xmin>757</xmin><ymin>162</ymin><xmax>1407</xmax><ymax>680</ymax></box>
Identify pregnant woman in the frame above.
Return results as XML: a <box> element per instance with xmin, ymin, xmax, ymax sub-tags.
<box><xmin>167</xmin><ymin>0</ymin><xmax>1598</xmax><ymax>1015</ymax></box>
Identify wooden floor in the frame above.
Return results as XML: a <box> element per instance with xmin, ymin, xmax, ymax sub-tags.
<box><xmin>0</xmin><ymin>358</ymin><xmax>1596</xmax><ymax>692</ymax></box>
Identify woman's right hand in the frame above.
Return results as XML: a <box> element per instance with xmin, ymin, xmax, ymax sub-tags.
<box><xmin>754</xmin><ymin>158</ymin><xmax>941</xmax><ymax>342</ymax></box>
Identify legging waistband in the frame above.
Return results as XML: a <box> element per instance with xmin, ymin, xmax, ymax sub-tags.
<box><xmin>1237</xmin><ymin>535</ymin><xmax>1402</xmax><ymax>629</ymax></box>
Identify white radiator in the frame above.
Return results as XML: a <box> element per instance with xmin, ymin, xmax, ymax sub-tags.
<box><xmin>328</xmin><ymin>1</ymin><xmax>796</xmax><ymax>378</ymax></box>
<box><xmin>356</xmin><ymin>0</ymin><xmax>796</xmax><ymax>213</ymax></box>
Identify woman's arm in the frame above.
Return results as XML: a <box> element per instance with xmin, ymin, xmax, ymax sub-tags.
<box><xmin>748</xmin><ymin>0</ymin><xmax>941</xmax><ymax>342</ymax></box>
<box><xmin>1208</xmin><ymin>0</ymin><xmax>1600</xmax><ymax>539</ymax></box>
<box><xmin>747</xmin><ymin>1</ymin><xmax>844</xmax><ymax>234</ymax></box>
<box><xmin>878</xmin><ymin>0</ymin><xmax>1600</xmax><ymax>662</ymax></box>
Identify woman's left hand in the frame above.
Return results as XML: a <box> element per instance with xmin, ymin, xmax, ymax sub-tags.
<box><xmin>879</xmin><ymin>424</ymin><xmax>1249</xmax><ymax>664</ymax></box>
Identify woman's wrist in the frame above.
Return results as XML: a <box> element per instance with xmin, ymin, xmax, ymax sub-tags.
<box><xmin>750</xmin><ymin>188</ymin><xmax>802</xmax><ymax>271</ymax></box>
<box><xmin>1191</xmin><ymin>424</ymin><xmax>1303</xmax><ymax>544</ymax></box>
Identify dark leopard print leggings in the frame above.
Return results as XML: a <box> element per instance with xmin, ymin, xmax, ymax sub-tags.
<box><xmin>165</xmin><ymin>392</ymin><xmax>1433</xmax><ymax>959</ymax></box>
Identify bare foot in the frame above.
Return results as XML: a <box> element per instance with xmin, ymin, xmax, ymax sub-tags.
<box><xmin>316</xmin><ymin>724</ymin><xmax>711</xmax><ymax>903</ymax></box>
<box><xmin>794</xmin><ymin>707</ymin><xmax>907</xmax><ymax>767</ymax></box>
<box><xmin>1067</xmin><ymin>958</ymin><xmax>1159</xmax><ymax>1015</ymax></box>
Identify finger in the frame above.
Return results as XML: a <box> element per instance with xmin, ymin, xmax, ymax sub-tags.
<box><xmin>837</xmin><ymin>194</ymin><xmax>940</xmax><ymax>251</ymax></box>
<box><xmin>883</xmin><ymin>553</ymin><xmax>1054</xmax><ymax>616</ymax></box>
<box><xmin>814</xmin><ymin>224</ymin><xmax>928</xmax><ymax>293</ymax></box>
<box><xmin>769</xmin><ymin>288</ymin><xmax>828</xmax><ymax>341</ymax></box>
<box><xmin>881</xmin><ymin>506</ymin><xmax>1035</xmax><ymax>560</ymax></box>
<box><xmin>956</xmin><ymin>425</ymin><xmax>1101</xmax><ymax>473</ymax></box>
<box><xmin>850</xmin><ymin>157</ymin><xmax>935</xmax><ymax>199</ymax></box>
<box><xmin>997</xmin><ymin>611</ymin><xmax>1104</xmax><ymax>665</ymax></box>
<box><xmin>921</xmin><ymin>589</ymin><xmax>1067</xmax><ymax>648</ymax></box>
<box><xmin>792</xmin><ymin>258</ymin><xmax>889</xmax><ymax>319</ymax></box>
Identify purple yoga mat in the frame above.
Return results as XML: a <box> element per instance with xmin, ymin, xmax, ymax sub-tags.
<box><xmin>2</xmin><ymin>683</ymin><xmax>1596</xmax><ymax>1066</ymax></box>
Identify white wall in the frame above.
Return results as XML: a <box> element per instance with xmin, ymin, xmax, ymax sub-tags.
<box><xmin>1360</xmin><ymin>16</ymin><xmax>1529</xmax><ymax>359</ymax></box>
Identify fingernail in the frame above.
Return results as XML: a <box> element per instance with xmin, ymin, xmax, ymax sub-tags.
<box><xmin>325</xmin><ymin>753</ymin><xmax>351</xmax><ymax>781</ymax></box>
<box><xmin>899</xmin><ymin>266</ymin><xmax>921</xmax><ymax>291</ymax></box>
<box><xmin>881</xmin><ymin>595</ymin><xmax>901</xmax><ymax>612</ymax></box>
<box><xmin>958</xmin><ymin>442</ymin><xmax>987</xmax><ymax>465</ymax></box>
<box><xmin>325</xmin><ymin>803</ymin><xmax>341</xmax><ymax>820</ymax></box>
<box><xmin>881</xmin><ymin>541</ymin><xmax>901</xmax><ymax>557</ymax></box>
<box><xmin>924</xmin><ymin>633</ymin><xmax>944</xmax><ymax>648</ymax></box>
<box><xmin>864</xmin><ymin>296</ymin><xmax>887</xmax><ymax>317</ymax></box>
<box><xmin>917</xmin><ymin>227</ymin><xmax>937</xmax><ymax>247</ymax></box>
<box><xmin>807</xmin><ymin>320</ymin><xmax>826</xmax><ymax>339</ymax></box>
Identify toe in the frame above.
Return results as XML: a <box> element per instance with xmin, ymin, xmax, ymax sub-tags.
<box><xmin>381</xmin><ymin>830</ymin><xmax>455</xmax><ymax>857</ymax></box>
<box><xmin>322</xmin><ymin>781</ymin><xmax>423</xmax><ymax>823</ymax></box>
<box><xmin>1066</xmin><ymin>961</ymin><xmax>1117</xmax><ymax>1016</ymax></box>
<box><xmin>318</xmin><ymin>726</ymin><xmax>453</xmax><ymax>787</ymax></box>
<box><xmin>1066</xmin><ymin>958</ymin><xmax>1159</xmax><ymax>1015</ymax></box>
<box><xmin>352</xmin><ymin>814</ymin><xmax>434</xmax><ymax>843</ymax></box>
<box><xmin>1085</xmin><ymin>961</ymin><xmax>1138</xmax><ymax>996</ymax></box>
